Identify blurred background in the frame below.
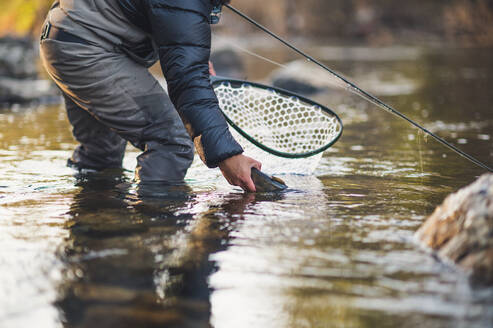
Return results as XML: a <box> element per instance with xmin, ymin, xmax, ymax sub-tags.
<box><xmin>1</xmin><ymin>0</ymin><xmax>493</xmax><ymax>45</ymax></box>
<box><xmin>2</xmin><ymin>0</ymin><xmax>492</xmax><ymax>104</ymax></box>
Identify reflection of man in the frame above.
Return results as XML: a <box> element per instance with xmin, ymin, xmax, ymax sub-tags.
<box><xmin>40</xmin><ymin>0</ymin><xmax>261</xmax><ymax>191</ymax></box>
<box><xmin>58</xmin><ymin>170</ymin><xmax>260</xmax><ymax>326</ymax></box>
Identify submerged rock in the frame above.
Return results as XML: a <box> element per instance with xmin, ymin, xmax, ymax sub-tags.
<box><xmin>415</xmin><ymin>173</ymin><xmax>493</xmax><ymax>284</ymax></box>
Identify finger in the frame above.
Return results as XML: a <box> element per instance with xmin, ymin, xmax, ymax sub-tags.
<box><xmin>229</xmin><ymin>177</ymin><xmax>245</xmax><ymax>191</ymax></box>
<box><xmin>243</xmin><ymin>176</ymin><xmax>256</xmax><ymax>193</ymax></box>
<box><xmin>233</xmin><ymin>179</ymin><xmax>247</xmax><ymax>192</ymax></box>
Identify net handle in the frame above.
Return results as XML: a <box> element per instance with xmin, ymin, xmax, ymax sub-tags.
<box><xmin>211</xmin><ymin>76</ymin><xmax>344</xmax><ymax>159</ymax></box>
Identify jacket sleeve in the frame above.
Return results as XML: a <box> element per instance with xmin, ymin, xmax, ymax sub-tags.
<box><xmin>145</xmin><ymin>0</ymin><xmax>243</xmax><ymax>168</ymax></box>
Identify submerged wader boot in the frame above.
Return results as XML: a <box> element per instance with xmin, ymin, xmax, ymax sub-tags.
<box><xmin>40</xmin><ymin>0</ymin><xmax>194</xmax><ymax>183</ymax></box>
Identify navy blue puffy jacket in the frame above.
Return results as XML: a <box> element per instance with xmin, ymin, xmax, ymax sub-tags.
<box><xmin>118</xmin><ymin>0</ymin><xmax>243</xmax><ymax>168</ymax></box>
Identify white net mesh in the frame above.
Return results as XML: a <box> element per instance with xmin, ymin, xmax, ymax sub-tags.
<box><xmin>214</xmin><ymin>81</ymin><xmax>342</xmax><ymax>175</ymax></box>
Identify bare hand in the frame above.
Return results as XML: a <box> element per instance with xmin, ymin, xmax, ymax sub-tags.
<box><xmin>219</xmin><ymin>154</ymin><xmax>262</xmax><ymax>192</ymax></box>
<box><xmin>209</xmin><ymin>61</ymin><xmax>217</xmax><ymax>76</ymax></box>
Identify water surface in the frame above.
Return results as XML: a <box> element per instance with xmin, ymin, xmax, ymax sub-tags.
<box><xmin>1</xmin><ymin>45</ymin><xmax>493</xmax><ymax>327</ymax></box>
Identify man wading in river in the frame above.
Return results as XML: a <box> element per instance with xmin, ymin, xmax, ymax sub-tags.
<box><xmin>40</xmin><ymin>0</ymin><xmax>261</xmax><ymax>192</ymax></box>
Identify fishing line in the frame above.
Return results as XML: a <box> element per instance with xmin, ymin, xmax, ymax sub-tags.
<box><xmin>212</xmin><ymin>33</ymin><xmax>288</xmax><ymax>69</ymax></box>
<box><xmin>224</xmin><ymin>4</ymin><xmax>493</xmax><ymax>173</ymax></box>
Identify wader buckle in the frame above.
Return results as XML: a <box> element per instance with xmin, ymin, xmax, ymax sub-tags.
<box><xmin>41</xmin><ymin>22</ymin><xmax>51</xmax><ymax>41</ymax></box>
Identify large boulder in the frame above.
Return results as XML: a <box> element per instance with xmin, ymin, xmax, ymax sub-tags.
<box><xmin>415</xmin><ymin>173</ymin><xmax>493</xmax><ymax>284</ymax></box>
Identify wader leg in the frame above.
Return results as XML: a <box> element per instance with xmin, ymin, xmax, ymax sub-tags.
<box><xmin>64</xmin><ymin>95</ymin><xmax>127</xmax><ymax>170</ymax></box>
<box><xmin>40</xmin><ymin>39</ymin><xmax>194</xmax><ymax>183</ymax></box>
<box><xmin>131</xmin><ymin>93</ymin><xmax>195</xmax><ymax>183</ymax></box>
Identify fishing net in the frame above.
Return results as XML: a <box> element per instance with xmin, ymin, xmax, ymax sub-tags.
<box><xmin>212</xmin><ymin>78</ymin><xmax>343</xmax><ymax>174</ymax></box>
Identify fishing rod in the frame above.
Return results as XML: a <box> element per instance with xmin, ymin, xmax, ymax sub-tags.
<box><xmin>224</xmin><ymin>4</ymin><xmax>493</xmax><ymax>173</ymax></box>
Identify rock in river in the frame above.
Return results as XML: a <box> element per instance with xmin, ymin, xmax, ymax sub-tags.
<box><xmin>415</xmin><ymin>173</ymin><xmax>493</xmax><ymax>284</ymax></box>
<box><xmin>269</xmin><ymin>57</ymin><xmax>421</xmax><ymax>96</ymax></box>
<box><xmin>269</xmin><ymin>60</ymin><xmax>330</xmax><ymax>95</ymax></box>
<box><xmin>0</xmin><ymin>37</ymin><xmax>38</xmax><ymax>79</ymax></box>
<box><xmin>0</xmin><ymin>37</ymin><xmax>60</xmax><ymax>105</ymax></box>
<box><xmin>210</xmin><ymin>47</ymin><xmax>246</xmax><ymax>80</ymax></box>
<box><xmin>0</xmin><ymin>78</ymin><xmax>58</xmax><ymax>105</ymax></box>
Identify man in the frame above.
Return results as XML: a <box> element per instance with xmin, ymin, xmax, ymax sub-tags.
<box><xmin>40</xmin><ymin>0</ymin><xmax>261</xmax><ymax>192</ymax></box>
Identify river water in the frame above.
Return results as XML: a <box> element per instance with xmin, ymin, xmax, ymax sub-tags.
<box><xmin>1</xmin><ymin>44</ymin><xmax>492</xmax><ymax>327</ymax></box>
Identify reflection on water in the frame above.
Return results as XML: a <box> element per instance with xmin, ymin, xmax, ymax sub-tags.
<box><xmin>1</xmin><ymin>46</ymin><xmax>493</xmax><ymax>327</ymax></box>
<box><xmin>57</xmin><ymin>173</ymin><xmax>215</xmax><ymax>327</ymax></box>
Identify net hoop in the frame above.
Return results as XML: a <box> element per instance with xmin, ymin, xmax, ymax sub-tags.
<box><xmin>212</xmin><ymin>76</ymin><xmax>343</xmax><ymax>159</ymax></box>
